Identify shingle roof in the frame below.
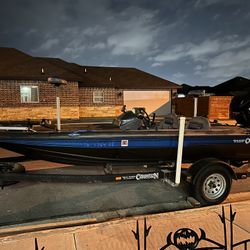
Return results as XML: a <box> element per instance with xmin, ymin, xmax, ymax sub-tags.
<box><xmin>41</xmin><ymin>58</ymin><xmax>179</xmax><ymax>89</ymax></box>
<box><xmin>0</xmin><ymin>47</ymin><xmax>32</xmax><ymax>68</ymax></box>
<box><xmin>42</xmin><ymin>58</ymin><xmax>114</xmax><ymax>87</ymax></box>
<box><xmin>212</xmin><ymin>76</ymin><xmax>250</xmax><ymax>95</ymax></box>
<box><xmin>78</xmin><ymin>66</ymin><xmax>180</xmax><ymax>89</ymax></box>
<box><xmin>0</xmin><ymin>48</ymin><xmax>82</xmax><ymax>81</ymax></box>
<box><xmin>0</xmin><ymin>47</ymin><xmax>180</xmax><ymax>89</ymax></box>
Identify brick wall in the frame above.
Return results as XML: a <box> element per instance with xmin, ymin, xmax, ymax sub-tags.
<box><xmin>79</xmin><ymin>87</ymin><xmax>123</xmax><ymax>106</ymax></box>
<box><xmin>0</xmin><ymin>80</ymin><xmax>79</xmax><ymax>120</ymax></box>
<box><xmin>208</xmin><ymin>96</ymin><xmax>233</xmax><ymax>119</ymax></box>
<box><xmin>0</xmin><ymin>107</ymin><xmax>79</xmax><ymax>120</ymax></box>
<box><xmin>0</xmin><ymin>81</ymin><xmax>125</xmax><ymax>120</ymax></box>
<box><xmin>79</xmin><ymin>87</ymin><xmax>124</xmax><ymax>117</ymax></box>
<box><xmin>79</xmin><ymin>106</ymin><xmax>123</xmax><ymax>118</ymax></box>
<box><xmin>0</xmin><ymin>80</ymin><xmax>79</xmax><ymax>107</ymax></box>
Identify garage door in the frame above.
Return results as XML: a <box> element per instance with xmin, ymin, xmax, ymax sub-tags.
<box><xmin>123</xmin><ymin>90</ymin><xmax>171</xmax><ymax>116</ymax></box>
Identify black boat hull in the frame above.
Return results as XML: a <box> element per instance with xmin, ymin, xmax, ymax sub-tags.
<box><xmin>0</xmin><ymin>129</ymin><xmax>249</xmax><ymax>165</ymax></box>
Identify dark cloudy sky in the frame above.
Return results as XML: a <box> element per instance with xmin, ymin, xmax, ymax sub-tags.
<box><xmin>1</xmin><ymin>0</ymin><xmax>250</xmax><ymax>86</ymax></box>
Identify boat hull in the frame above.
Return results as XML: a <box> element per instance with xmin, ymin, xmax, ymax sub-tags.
<box><xmin>0</xmin><ymin>130</ymin><xmax>249</xmax><ymax>165</ymax></box>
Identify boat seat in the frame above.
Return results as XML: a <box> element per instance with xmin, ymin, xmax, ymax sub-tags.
<box><xmin>157</xmin><ymin>113</ymin><xmax>179</xmax><ymax>129</ymax></box>
<box><xmin>186</xmin><ymin>116</ymin><xmax>210</xmax><ymax>130</ymax></box>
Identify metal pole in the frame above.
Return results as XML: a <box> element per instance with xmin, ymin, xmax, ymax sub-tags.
<box><xmin>56</xmin><ymin>96</ymin><xmax>61</xmax><ymax>131</ymax></box>
<box><xmin>194</xmin><ymin>97</ymin><xmax>198</xmax><ymax>117</ymax></box>
<box><xmin>175</xmin><ymin>116</ymin><xmax>186</xmax><ymax>185</ymax></box>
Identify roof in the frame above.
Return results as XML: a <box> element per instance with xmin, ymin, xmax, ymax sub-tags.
<box><xmin>42</xmin><ymin>58</ymin><xmax>180</xmax><ymax>89</ymax></box>
<box><xmin>178</xmin><ymin>76</ymin><xmax>250</xmax><ymax>96</ymax></box>
<box><xmin>0</xmin><ymin>48</ymin><xmax>82</xmax><ymax>81</ymax></box>
<box><xmin>78</xmin><ymin>66</ymin><xmax>180</xmax><ymax>89</ymax></box>
<box><xmin>0</xmin><ymin>47</ymin><xmax>32</xmax><ymax>68</ymax></box>
<box><xmin>178</xmin><ymin>83</ymin><xmax>213</xmax><ymax>95</ymax></box>
<box><xmin>0</xmin><ymin>47</ymin><xmax>180</xmax><ymax>90</ymax></box>
<box><xmin>41</xmin><ymin>58</ymin><xmax>114</xmax><ymax>87</ymax></box>
<box><xmin>212</xmin><ymin>76</ymin><xmax>250</xmax><ymax>95</ymax></box>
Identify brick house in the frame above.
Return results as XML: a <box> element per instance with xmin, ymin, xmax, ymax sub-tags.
<box><xmin>0</xmin><ymin>48</ymin><xmax>180</xmax><ymax>121</ymax></box>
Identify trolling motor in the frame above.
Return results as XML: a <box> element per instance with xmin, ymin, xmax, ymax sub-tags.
<box><xmin>230</xmin><ymin>92</ymin><xmax>250</xmax><ymax>127</ymax></box>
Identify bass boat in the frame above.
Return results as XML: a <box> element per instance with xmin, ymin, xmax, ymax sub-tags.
<box><xmin>0</xmin><ymin>112</ymin><xmax>249</xmax><ymax>166</ymax></box>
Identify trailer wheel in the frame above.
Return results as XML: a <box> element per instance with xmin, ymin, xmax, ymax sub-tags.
<box><xmin>192</xmin><ymin>165</ymin><xmax>232</xmax><ymax>205</ymax></box>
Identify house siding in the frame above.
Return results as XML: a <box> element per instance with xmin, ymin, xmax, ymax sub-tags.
<box><xmin>79</xmin><ymin>87</ymin><xmax>123</xmax><ymax>117</ymax></box>
<box><xmin>0</xmin><ymin>81</ymin><xmax>125</xmax><ymax>120</ymax></box>
<box><xmin>0</xmin><ymin>80</ymin><xmax>79</xmax><ymax>120</ymax></box>
<box><xmin>123</xmin><ymin>90</ymin><xmax>171</xmax><ymax>116</ymax></box>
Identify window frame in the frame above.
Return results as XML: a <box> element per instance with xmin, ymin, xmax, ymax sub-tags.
<box><xmin>20</xmin><ymin>85</ymin><xmax>39</xmax><ymax>103</ymax></box>
<box><xmin>93</xmin><ymin>90</ymin><xmax>104</xmax><ymax>104</ymax></box>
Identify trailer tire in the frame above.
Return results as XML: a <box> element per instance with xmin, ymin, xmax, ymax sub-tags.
<box><xmin>192</xmin><ymin>165</ymin><xmax>232</xmax><ymax>206</ymax></box>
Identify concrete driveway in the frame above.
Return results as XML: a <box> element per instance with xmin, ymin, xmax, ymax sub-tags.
<box><xmin>0</xmin><ymin>148</ymin><xmax>249</xmax><ymax>228</ymax></box>
<box><xmin>0</xmin><ymin>146</ymin><xmax>195</xmax><ymax>228</ymax></box>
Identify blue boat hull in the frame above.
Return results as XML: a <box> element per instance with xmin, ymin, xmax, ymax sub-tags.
<box><xmin>0</xmin><ymin>130</ymin><xmax>249</xmax><ymax>165</ymax></box>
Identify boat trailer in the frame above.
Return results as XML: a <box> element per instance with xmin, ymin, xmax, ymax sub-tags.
<box><xmin>0</xmin><ymin>117</ymin><xmax>249</xmax><ymax>206</ymax></box>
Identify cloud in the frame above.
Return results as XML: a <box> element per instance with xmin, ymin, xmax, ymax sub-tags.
<box><xmin>187</xmin><ymin>40</ymin><xmax>220</xmax><ymax>60</ymax></box>
<box><xmin>154</xmin><ymin>39</ymin><xmax>220</xmax><ymax>63</ymax></box>
<box><xmin>53</xmin><ymin>26</ymin><xmax>107</xmax><ymax>58</ymax></box>
<box><xmin>31</xmin><ymin>5</ymin><xmax>161</xmax><ymax>60</ymax></box>
<box><xmin>82</xmin><ymin>26</ymin><xmax>107</xmax><ymax>36</ymax></box>
<box><xmin>91</xmin><ymin>42</ymin><xmax>106</xmax><ymax>49</ymax></box>
<box><xmin>63</xmin><ymin>38</ymin><xmax>86</xmax><ymax>59</ymax></box>
<box><xmin>154</xmin><ymin>44</ymin><xmax>186</xmax><ymax>62</ymax></box>
<box><xmin>203</xmin><ymin>61</ymin><xmax>250</xmax><ymax>80</ymax></box>
<box><xmin>212</xmin><ymin>14</ymin><xmax>220</xmax><ymax>20</ymax></box>
<box><xmin>194</xmin><ymin>65</ymin><xmax>203</xmax><ymax>70</ymax></box>
<box><xmin>154</xmin><ymin>35</ymin><xmax>250</xmax><ymax>67</ymax></box>
<box><xmin>193</xmin><ymin>37</ymin><xmax>250</xmax><ymax>80</ymax></box>
<box><xmin>194</xmin><ymin>0</ymin><xmax>223</xmax><ymax>8</ymax></box>
<box><xmin>1</xmin><ymin>0</ymin><xmax>250</xmax><ymax>85</ymax></box>
<box><xmin>107</xmin><ymin>8</ymin><xmax>159</xmax><ymax>56</ymax></box>
<box><xmin>151</xmin><ymin>62</ymin><xmax>164</xmax><ymax>67</ymax></box>
<box><xmin>194</xmin><ymin>0</ymin><xmax>241</xmax><ymax>8</ymax></box>
<box><xmin>222</xmin><ymin>35</ymin><xmax>250</xmax><ymax>51</ymax></box>
<box><xmin>39</xmin><ymin>38</ymin><xmax>59</xmax><ymax>50</ymax></box>
<box><xmin>173</xmin><ymin>72</ymin><xmax>185</xmax><ymax>78</ymax></box>
<box><xmin>208</xmin><ymin>49</ymin><xmax>250</xmax><ymax>68</ymax></box>
<box><xmin>206</xmin><ymin>48</ymin><xmax>250</xmax><ymax>78</ymax></box>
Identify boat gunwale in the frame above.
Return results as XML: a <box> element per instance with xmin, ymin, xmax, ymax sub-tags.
<box><xmin>0</xmin><ymin>127</ymin><xmax>249</xmax><ymax>139</ymax></box>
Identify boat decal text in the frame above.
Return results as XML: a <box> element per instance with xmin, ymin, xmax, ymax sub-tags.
<box><xmin>233</xmin><ymin>138</ymin><xmax>250</xmax><ymax>144</ymax></box>
<box><xmin>136</xmin><ymin>173</ymin><xmax>159</xmax><ymax>180</ymax></box>
<box><xmin>119</xmin><ymin>173</ymin><xmax>160</xmax><ymax>181</ymax></box>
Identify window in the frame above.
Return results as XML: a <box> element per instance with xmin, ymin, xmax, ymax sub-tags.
<box><xmin>20</xmin><ymin>86</ymin><xmax>39</xmax><ymax>103</ymax></box>
<box><xmin>93</xmin><ymin>91</ymin><xmax>104</xmax><ymax>103</ymax></box>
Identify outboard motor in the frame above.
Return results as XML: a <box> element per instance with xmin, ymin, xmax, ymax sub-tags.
<box><xmin>113</xmin><ymin>110</ymin><xmax>143</xmax><ymax>130</ymax></box>
<box><xmin>230</xmin><ymin>93</ymin><xmax>250</xmax><ymax>127</ymax></box>
<box><xmin>113</xmin><ymin>105</ymin><xmax>155</xmax><ymax>130</ymax></box>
